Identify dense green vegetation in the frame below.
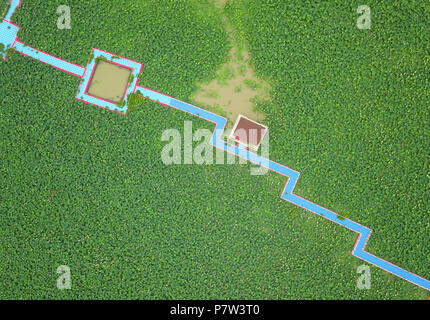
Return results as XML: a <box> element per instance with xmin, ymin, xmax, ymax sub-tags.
<box><xmin>0</xmin><ymin>0</ymin><xmax>428</xmax><ymax>299</ymax></box>
<box><xmin>0</xmin><ymin>1</ymin><xmax>8</xmax><ymax>18</ymax></box>
<box><xmin>225</xmin><ymin>0</ymin><xmax>429</xmax><ymax>283</ymax></box>
<box><xmin>1</xmin><ymin>54</ymin><xmax>427</xmax><ymax>299</ymax></box>
<box><xmin>14</xmin><ymin>0</ymin><xmax>229</xmax><ymax>101</ymax></box>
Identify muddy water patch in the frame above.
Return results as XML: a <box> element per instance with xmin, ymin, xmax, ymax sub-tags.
<box><xmin>87</xmin><ymin>60</ymin><xmax>132</xmax><ymax>104</ymax></box>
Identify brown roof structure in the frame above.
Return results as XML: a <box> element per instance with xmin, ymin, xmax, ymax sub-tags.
<box><xmin>229</xmin><ymin>114</ymin><xmax>268</xmax><ymax>151</ymax></box>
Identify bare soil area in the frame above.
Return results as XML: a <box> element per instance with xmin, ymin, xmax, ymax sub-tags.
<box><xmin>191</xmin><ymin>6</ymin><xmax>270</xmax><ymax>127</ymax></box>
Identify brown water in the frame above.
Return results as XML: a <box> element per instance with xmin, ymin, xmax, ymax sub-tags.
<box><xmin>87</xmin><ymin>60</ymin><xmax>131</xmax><ymax>104</ymax></box>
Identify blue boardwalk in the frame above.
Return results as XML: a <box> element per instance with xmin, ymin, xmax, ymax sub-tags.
<box><xmin>0</xmin><ymin>20</ymin><xmax>19</xmax><ymax>60</ymax></box>
<box><xmin>4</xmin><ymin>0</ymin><xmax>21</xmax><ymax>22</ymax></box>
<box><xmin>136</xmin><ymin>87</ymin><xmax>430</xmax><ymax>292</ymax></box>
<box><xmin>12</xmin><ymin>41</ymin><xmax>85</xmax><ymax>77</ymax></box>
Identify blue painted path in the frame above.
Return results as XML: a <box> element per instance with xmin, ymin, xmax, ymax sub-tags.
<box><xmin>135</xmin><ymin>86</ymin><xmax>430</xmax><ymax>292</ymax></box>
<box><xmin>13</xmin><ymin>40</ymin><xmax>85</xmax><ymax>77</ymax></box>
<box><xmin>4</xmin><ymin>0</ymin><xmax>21</xmax><ymax>22</ymax></box>
<box><xmin>0</xmin><ymin>20</ymin><xmax>19</xmax><ymax>60</ymax></box>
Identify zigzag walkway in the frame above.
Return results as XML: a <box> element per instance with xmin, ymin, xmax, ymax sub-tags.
<box><xmin>1</xmin><ymin>0</ymin><xmax>429</xmax><ymax>293</ymax></box>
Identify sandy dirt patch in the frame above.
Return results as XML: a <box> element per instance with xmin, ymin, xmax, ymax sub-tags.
<box><xmin>192</xmin><ymin>44</ymin><xmax>270</xmax><ymax>127</ymax></box>
<box><xmin>191</xmin><ymin>6</ymin><xmax>270</xmax><ymax>127</ymax></box>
